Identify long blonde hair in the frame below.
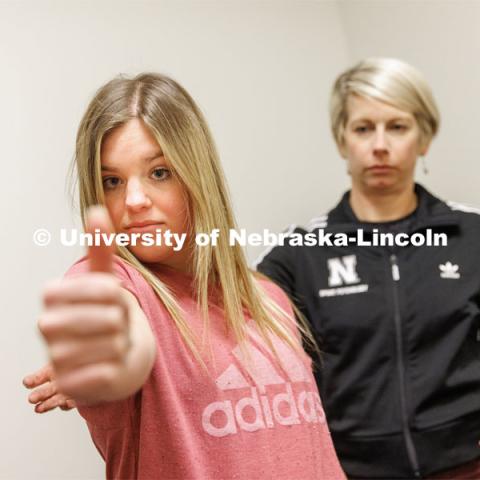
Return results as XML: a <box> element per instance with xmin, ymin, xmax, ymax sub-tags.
<box><xmin>73</xmin><ymin>72</ymin><xmax>314</xmax><ymax>366</ymax></box>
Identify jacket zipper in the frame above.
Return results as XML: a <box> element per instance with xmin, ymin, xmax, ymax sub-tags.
<box><xmin>390</xmin><ymin>254</ymin><xmax>421</xmax><ymax>478</ymax></box>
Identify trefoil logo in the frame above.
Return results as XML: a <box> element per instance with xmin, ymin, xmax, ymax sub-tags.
<box><xmin>439</xmin><ymin>261</ymin><xmax>460</xmax><ymax>279</ymax></box>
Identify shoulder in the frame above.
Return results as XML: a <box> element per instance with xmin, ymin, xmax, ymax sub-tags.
<box><xmin>254</xmin><ymin>274</ymin><xmax>293</xmax><ymax>313</ymax></box>
<box><xmin>254</xmin><ymin>214</ymin><xmax>330</xmax><ymax>268</ymax></box>
<box><xmin>445</xmin><ymin>200</ymin><xmax>480</xmax><ymax>227</ymax></box>
<box><xmin>305</xmin><ymin>213</ymin><xmax>329</xmax><ymax>231</ymax></box>
<box><xmin>438</xmin><ymin>196</ymin><xmax>480</xmax><ymax>239</ymax></box>
<box><xmin>419</xmin><ymin>184</ymin><xmax>480</xmax><ymax>223</ymax></box>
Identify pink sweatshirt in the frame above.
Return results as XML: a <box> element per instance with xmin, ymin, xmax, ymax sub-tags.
<box><xmin>66</xmin><ymin>257</ymin><xmax>345</xmax><ymax>480</ymax></box>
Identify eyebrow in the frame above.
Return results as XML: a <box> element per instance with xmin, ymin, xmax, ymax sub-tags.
<box><xmin>350</xmin><ymin>116</ymin><xmax>413</xmax><ymax>124</ymax></box>
<box><xmin>101</xmin><ymin>150</ymin><xmax>164</xmax><ymax>172</ymax></box>
<box><xmin>145</xmin><ymin>150</ymin><xmax>164</xmax><ymax>162</ymax></box>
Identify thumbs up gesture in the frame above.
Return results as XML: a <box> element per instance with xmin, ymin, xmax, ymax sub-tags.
<box><xmin>37</xmin><ymin>206</ymin><xmax>131</xmax><ymax>403</ymax></box>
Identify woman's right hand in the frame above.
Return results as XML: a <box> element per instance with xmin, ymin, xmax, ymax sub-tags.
<box><xmin>37</xmin><ymin>207</ymin><xmax>131</xmax><ymax>403</ymax></box>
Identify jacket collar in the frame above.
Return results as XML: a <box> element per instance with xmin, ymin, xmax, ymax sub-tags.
<box><xmin>325</xmin><ymin>183</ymin><xmax>459</xmax><ymax>233</ymax></box>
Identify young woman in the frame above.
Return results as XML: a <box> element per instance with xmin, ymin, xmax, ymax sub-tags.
<box><xmin>257</xmin><ymin>58</ymin><xmax>480</xmax><ymax>479</ymax></box>
<box><xmin>23</xmin><ymin>73</ymin><xmax>345</xmax><ymax>479</ymax></box>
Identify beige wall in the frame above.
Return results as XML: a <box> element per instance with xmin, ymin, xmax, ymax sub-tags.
<box><xmin>338</xmin><ymin>0</ymin><xmax>480</xmax><ymax>205</ymax></box>
<box><xmin>1</xmin><ymin>1</ymin><xmax>478</xmax><ymax>478</ymax></box>
<box><xmin>0</xmin><ymin>1</ymin><xmax>348</xmax><ymax>478</ymax></box>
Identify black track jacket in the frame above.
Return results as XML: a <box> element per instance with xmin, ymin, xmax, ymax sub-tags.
<box><xmin>257</xmin><ymin>184</ymin><xmax>480</xmax><ymax>479</ymax></box>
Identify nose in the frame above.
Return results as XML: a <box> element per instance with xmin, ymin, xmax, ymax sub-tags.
<box><xmin>125</xmin><ymin>178</ymin><xmax>152</xmax><ymax>211</ymax></box>
<box><xmin>372</xmin><ymin>127</ymin><xmax>389</xmax><ymax>156</ymax></box>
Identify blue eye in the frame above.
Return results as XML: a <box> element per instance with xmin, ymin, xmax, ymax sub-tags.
<box><xmin>103</xmin><ymin>177</ymin><xmax>121</xmax><ymax>190</ymax></box>
<box><xmin>151</xmin><ymin>167</ymin><xmax>171</xmax><ymax>181</ymax></box>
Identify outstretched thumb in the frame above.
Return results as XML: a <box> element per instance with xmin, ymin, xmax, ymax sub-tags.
<box><xmin>86</xmin><ymin>205</ymin><xmax>115</xmax><ymax>273</ymax></box>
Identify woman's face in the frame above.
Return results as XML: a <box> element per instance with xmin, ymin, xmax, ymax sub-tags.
<box><xmin>340</xmin><ymin>94</ymin><xmax>429</xmax><ymax>193</ymax></box>
<box><xmin>100</xmin><ymin>119</ymin><xmax>192</xmax><ymax>270</ymax></box>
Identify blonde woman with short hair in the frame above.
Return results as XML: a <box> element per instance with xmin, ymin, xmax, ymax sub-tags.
<box><xmin>23</xmin><ymin>73</ymin><xmax>345</xmax><ymax>479</ymax></box>
<box><xmin>258</xmin><ymin>58</ymin><xmax>480</xmax><ymax>479</ymax></box>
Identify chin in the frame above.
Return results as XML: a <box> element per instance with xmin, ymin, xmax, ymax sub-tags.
<box><xmin>364</xmin><ymin>175</ymin><xmax>400</xmax><ymax>191</ymax></box>
<box><xmin>128</xmin><ymin>245</ymin><xmax>178</xmax><ymax>265</ymax></box>
<box><xmin>372</xmin><ymin>181</ymin><xmax>395</xmax><ymax>189</ymax></box>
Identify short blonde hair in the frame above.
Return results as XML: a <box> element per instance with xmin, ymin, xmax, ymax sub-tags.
<box><xmin>330</xmin><ymin>58</ymin><xmax>440</xmax><ymax>148</ymax></box>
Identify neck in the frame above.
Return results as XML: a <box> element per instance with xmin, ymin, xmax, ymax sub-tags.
<box><xmin>349</xmin><ymin>184</ymin><xmax>417</xmax><ymax>222</ymax></box>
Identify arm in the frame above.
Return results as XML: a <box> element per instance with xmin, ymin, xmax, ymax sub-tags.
<box><xmin>256</xmin><ymin>234</ymin><xmax>321</xmax><ymax>361</ymax></box>
<box><xmin>24</xmin><ymin>288</ymin><xmax>155</xmax><ymax>409</ymax></box>
<box><xmin>105</xmin><ymin>288</ymin><xmax>156</xmax><ymax>402</ymax></box>
<box><xmin>29</xmin><ymin>207</ymin><xmax>156</xmax><ymax>406</ymax></box>
<box><xmin>255</xmin><ymin>239</ymin><xmax>296</xmax><ymax>300</ymax></box>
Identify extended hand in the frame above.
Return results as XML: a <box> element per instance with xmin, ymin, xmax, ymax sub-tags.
<box><xmin>23</xmin><ymin>363</ymin><xmax>76</xmax><ymax>413</ymax></box>
<box><xmin>26</xmin><ymin>206</ymin><xmax>131</xmax><ymax>406</ymax></box>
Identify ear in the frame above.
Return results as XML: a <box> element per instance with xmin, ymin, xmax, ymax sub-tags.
<box><xmin>337</xmin><ymin>142</ymin><xmax>351</xmax><ymax>175</ymax></box>
<box><xmin>419</xmin><ymin>138</ymin><xmax>431</xmax><ymax>157</ymax></box>
<box><xmin>338</xmin><ymin>140</ymin><xmax>348</xmax><ymax>159</ymax></box>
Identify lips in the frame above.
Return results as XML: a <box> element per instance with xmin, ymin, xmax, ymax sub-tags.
<box><xmin>125</xmin><ymin>221</ymin><xmax>165</xmax><ymax>232</ymax></box>
<box><xmin>368</xmin><ymin>165</ymin><xmax>394</xmax><ymax>173</ymax></box>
